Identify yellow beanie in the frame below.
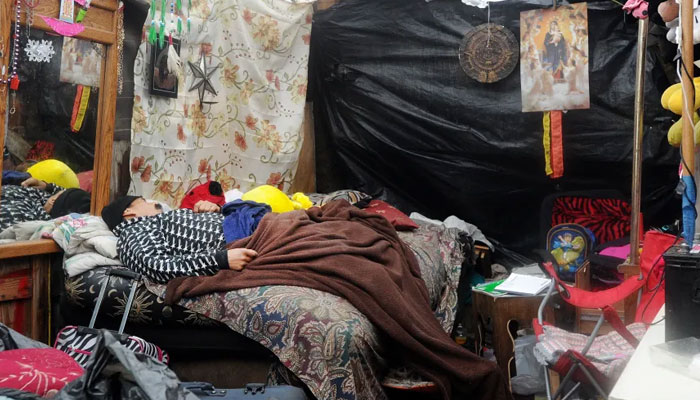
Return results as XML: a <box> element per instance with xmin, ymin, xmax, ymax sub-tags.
<box><xmin>27</xmin><ymin>159</ymin><xmax>80</xmax><ymax>189</ymax></box>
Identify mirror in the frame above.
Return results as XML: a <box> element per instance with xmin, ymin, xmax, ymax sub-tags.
<box><xmin>1</xmin><ymin>27</ymin><xmax>103</xmax><ymax>243</ymax></box>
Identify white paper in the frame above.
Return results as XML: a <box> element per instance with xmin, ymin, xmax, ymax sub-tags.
<box><xmin>495</xmin><ymin>273</ymin><xmax>551</xmax><ymax>296</ymax></box>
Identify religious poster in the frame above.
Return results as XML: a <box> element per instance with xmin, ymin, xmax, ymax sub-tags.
<box><xmin>60</xmin><ymin>37</ymin><xmax>103</xmax><ymax>87</ymax></box>
<box><xmin>520</xmin><ymin>3</ymin><xmax>589</xmax><ymax>112</ymax></box>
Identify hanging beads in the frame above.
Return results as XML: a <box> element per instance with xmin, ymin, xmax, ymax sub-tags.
<box><xmin>1</xmin><ymin>0</ymin><xmax>22</xmax><ymax>89</ymax></box>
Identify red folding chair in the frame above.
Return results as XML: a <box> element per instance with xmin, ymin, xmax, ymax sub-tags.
<box><xmin>533</xmin><ymin>261</ymin><xmax>647</xmax><ymax>400</ymax></box>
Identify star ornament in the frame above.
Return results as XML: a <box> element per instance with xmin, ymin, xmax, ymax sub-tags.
<box><xmin>188</xmin><ymin>52</ymin><xmax>221</xmax><ymax>108</ymax></box>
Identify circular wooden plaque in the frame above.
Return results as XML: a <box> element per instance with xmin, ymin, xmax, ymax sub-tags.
<box><xmin>459</xmin><ymin>23</ymin><xmax>518</xmax><ymax>83</ymax></box>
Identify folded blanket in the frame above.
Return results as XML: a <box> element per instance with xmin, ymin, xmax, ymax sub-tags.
<box><xmin>52</xmin><ymin>215</ymin><xmax>123</xmax><ymax>277</ymax></box>
<box><xmin>0</xmin><ymin>220</ymin><xmax>52</xmax><ymax>240</ymax></box>
<box><xmin>534</xmin><ymin>323</ymin><xmax>646</xmax><ymax>381</ymax></box>
<box><xmin>221</xmin><ymin>200</ymin><xmax>270</xmax><ymax>243</ymax></box>
<box><xmin>165</xmin><ymin>200</ymin><xmax>510</xmax><ymax>400</ymax></box>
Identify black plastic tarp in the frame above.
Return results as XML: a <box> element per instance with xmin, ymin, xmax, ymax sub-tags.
<box><xmin>310</xmin><ymin>0</ymin><xmax>681</xmax><ymax>254</ymax></box>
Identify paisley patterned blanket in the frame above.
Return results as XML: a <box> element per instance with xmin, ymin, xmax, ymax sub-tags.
<box><xmin>145</xmin><ymin>221</ymin><xmax>465</xmax><ymax>400</ymax></box>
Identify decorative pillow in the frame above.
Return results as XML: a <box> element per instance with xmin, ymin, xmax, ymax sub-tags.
<box><xmin>76</xmin><ymin>170</ymin><xmax>93</xmax><ymax>193</ymax></box>
<box><xmin>318</xmin><ymin>189</ymin><xmax>371</xmax><ymax>206</ymax></box>
<box><xmin>0</xmin><ymin>348</ymin><xmax>83</xmax><ymax>397</ymax></box>
<box><xmin>364</xmin><ymin>200</ymin><xmax>418</xmax><ymax>230</ymax></box>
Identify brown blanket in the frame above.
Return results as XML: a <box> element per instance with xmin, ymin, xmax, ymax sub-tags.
<box><xmin>165</xmin><ymin>200</ymin><xmax>510</xmax><ymax>400</ymax></box>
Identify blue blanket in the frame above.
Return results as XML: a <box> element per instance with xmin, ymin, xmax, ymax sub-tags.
<box><xmin>222</xmin><ymin>200</ymin><xmax>271</xmax><ymax>243</ymax></box>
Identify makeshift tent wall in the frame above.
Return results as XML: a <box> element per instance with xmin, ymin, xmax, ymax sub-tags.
<box><xmin>310</xmin><ymin>0</ymin><xmax>680</xmax><ymax>254</ymax></box>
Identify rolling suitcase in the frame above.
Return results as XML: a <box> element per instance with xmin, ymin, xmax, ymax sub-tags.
<box><xmin>181</xmin><ymin>382</ymin><xmax>307</xmax><ymax>400</ymax></box>
<box><xmin>54</xmin><ymin>268</ymin><xmax>169</xmax><ymax>368</ymax></box>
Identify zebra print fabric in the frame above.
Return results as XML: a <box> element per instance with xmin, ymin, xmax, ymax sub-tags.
<box><xmin>54</xmin><ymin>326</ymin><xmax>169</xmax><ymax>369</ymax></box>
<box><xmin>551</xmin><ymin>196</ymin><xmax>631</xmax><ymax>245</ymax></box>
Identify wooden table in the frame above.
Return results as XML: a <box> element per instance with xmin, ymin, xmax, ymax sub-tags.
<box><xmin>610</xmin><ymin>306</ymin><xmax>700</xmax><ymax>400</ymax></box>
<box><xmin>472</xmin><ymin>289</ymin><xmax>553</xmax><ymax>384</ymax></box>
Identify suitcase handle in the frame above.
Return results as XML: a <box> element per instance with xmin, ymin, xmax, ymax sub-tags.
<box><xmin>108</xmin><ymin>269</ymin><xmax>141</xmax><ymax>280</ymax></box>
<box><xmin>244</xmin><ymin>383</ymin><xmax>266</xmax><ymax>394</ymax></box>
<box><xmin>180</xmin><ymin>382</ymin><xmax>226</xmax><ymax>396</ymax></box>
<box><xmin>89</xmin><ymin>267</ymin><xmax>141</xmax><ymax>333</ymax></box>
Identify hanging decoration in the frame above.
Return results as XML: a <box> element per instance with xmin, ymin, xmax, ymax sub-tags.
<box><xmin>58</xmin><ymin>0</ymin><xmax>74</xmax><ymax>23</ymax></box>
<box><xmin>187</xmin><ymin>52</ymin><xmax>221</xmax><ymax>108</ymax></box>
<box><xmin>549</xmin><ymin>110</ymin><xmax>564</xmax><ymax>178</ymax></box>
<box><xmin>188</xmin><ymin>52</ymin><xmax>220</xmax><ymax>107</ymax></box>
<box><xmin>1</xmin><ymin>0</ymin><xmax>22</xmax><ymax>90</ymax></box>
<box><xmin>519</xmin><ymin>3</ymin><xmax>590</xmax><ymax>112</ymax></box>
<box><xmin>117</xmin><ymin>1</ymin><xmax>125</xmax><ymax>94</ymax></box>
<box><xmin>40</xmin><ymin>16</ymin><xmax>86</xmax><ymax>37</ymax></box>
<box><xmin>70</xmin><ymin>85</ymin><xmax>91</xmax><ymax>132</ymax></box>
<box><xmin>459</xmin><ymin>23</ymin><xmax>518</xmax><ymax>83</ymax></box>
<box><xmin>542</xmin><ymin>112</ymin><xmax>553</xmax><ymax>176</ymax></box>
<box><xmin>542</xmin><ymin>110</ymin><xmax>564</xmax><ymax>178</ymax></box>
<box><xmin>24</xmin><ymin>39</ymin><xmax>55</xmax><ymax>62</ymax></box>
<box><xmin>147</xmin><ymin>0</ymin><xmax>187</xmax><ymax>46</ymax></box>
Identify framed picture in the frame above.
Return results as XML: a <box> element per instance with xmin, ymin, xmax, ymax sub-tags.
<box><xmin>520</xmin><ymin>3</ymin><xmax>589</xmax><ymax>112</ymax></box>
<box><xmin>59</xmin><ymin>37</ymin><xmax>103</xmax><ymax>87</ymax></box>
<box><xmin>150</xmin><ymin>39</ymin><xmax>180</xmax><ymax>98</ymax></box>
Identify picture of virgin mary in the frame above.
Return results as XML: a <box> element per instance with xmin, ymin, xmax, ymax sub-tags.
<box><xmin>543</xmin><ymin>20</ymin><xmax>568</xmax><ymax>81</ymax></box>
<box><xmin>520</xmin><ymin>3</ymin><xmax>590</xmax><ymax>112</ymax></box>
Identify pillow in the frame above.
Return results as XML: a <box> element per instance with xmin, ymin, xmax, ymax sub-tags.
<box><xmin>318</xmin><ymin>189</ymin><xmax>371</xmax><ymax>207</ymax></box>
<box><xmin>77</xmin><ymin>170</ymin><xmax>93</xmax><ymax>192</ymax></box>
<box><xmin>0</xmin><ymin>348</ymin><xmax>83</xmax><ymax>397</ymax></box>
<box><xmin>364</xmin><ymin>200</ymin><xmax>418</xmax><ymax>230</ymax></box>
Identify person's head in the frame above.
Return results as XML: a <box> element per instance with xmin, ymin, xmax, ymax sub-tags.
<box><xmin>101</xmin><ymin>195</ymin><xmax>163</xmax><ymax>231</ymax></box>
<box><xmin>45</xmin><ymin>188</ymin><xmax>91</xmax><ymax>218</ymax></box>
<box><xmin>550</xmin><ymin>20</ymin><xmax>560</xmax><ymax>32</ymax></box>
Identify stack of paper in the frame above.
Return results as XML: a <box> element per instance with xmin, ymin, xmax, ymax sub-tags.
<box><xmin>494</xmin><ymin>273</ymin><xmax>551</xmax><ymax>296</ymax></box>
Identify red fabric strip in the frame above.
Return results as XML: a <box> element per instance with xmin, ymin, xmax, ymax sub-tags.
<box><xmin>550</xmin><ymin>110</ymin><xmax>564</xmax><ymax>178</ymax></box>
<box><xmin>70</xmin><ymin>85</ymin><xmax>83</xmax><ymax>133</ymax></box>
<box><xmin>602</xmin><ymin>305</ymin><xmax>640</xmax><ymax>347</ymax></box>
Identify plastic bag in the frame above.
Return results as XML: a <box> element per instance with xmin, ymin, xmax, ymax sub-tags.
<box><xmin>54</xmin><ymin>329</ymin><xmax>197</xmax><ymax>400</ymax></box>
<box><xmin>511</xmin><ymin>335</ymin><xmax>545</xmax><ymax>395</ymax></box>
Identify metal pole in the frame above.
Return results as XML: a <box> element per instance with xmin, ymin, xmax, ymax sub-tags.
<box><xmin>630</xmin><ymin>18</ymin><xmax>648</xmax><ymax>268</ymax></box>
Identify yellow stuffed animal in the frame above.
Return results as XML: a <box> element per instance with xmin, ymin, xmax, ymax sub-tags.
<box><xmin>27</xmin><ymin>159</ymin><xmax>80</xmax><ymax>188</ymax></box>
<box><xmin>667</xmin><ymin>113</ymin><xmax>700</xmax><ymax>147</ymax></box>
<box><xmin>661</xmin><ymin>78</ymin><xmax>700</xmax><ymax>115</ymax></box>
<box><xmin>241</xmin><ymin>185</ymin><xmax>313</xmax><ymax>213</ymax></box>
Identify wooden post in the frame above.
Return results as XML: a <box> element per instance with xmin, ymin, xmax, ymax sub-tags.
<box><xmin>629</xmin><ymin>18</ymin><xmax>648</xmax><ymax>268</ymax></box>
<box><xmin>681</xmin><ymin>0</ymin><xmax>695</xmax><ymax>180</ymax></box>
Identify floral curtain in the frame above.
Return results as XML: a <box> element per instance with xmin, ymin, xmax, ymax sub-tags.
<box><xmin>129</xmin><ymin>0</ymin><xmax>314</xmax><ymax>207</ymax></box>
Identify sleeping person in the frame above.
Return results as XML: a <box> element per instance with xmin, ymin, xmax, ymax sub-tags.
<box><xmin>0</xmin><ymin>177</ymin><xmax>91</xmax><ymax>232</ymax></box>
<box><xmin>104</xmin><ymin>195</ymin><xmax>511</xmax><ymax>400</ymax></box>
<box><xmin>101</xmin><ymin>195</ymin><xmax>258</xmax><ymax>283</ymax></box>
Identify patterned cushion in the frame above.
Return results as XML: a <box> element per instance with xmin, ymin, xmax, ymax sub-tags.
<box><xmin>316</xmin><ymin>189</ymin><xmax>371</xmax><ymax>206</ymax></box>
<box><xmin>0</xmin><ymin>348</ymin><xmax>83</xmax><ymax>397</ymax></box>
<box><xmin>398</xmin><ymin>225</ymin><xmax>447</xmax><ymax>308</ymax></box>
<box><xmin>365</xmin><ymin>200</ymin><xmax>418</xmax><ymax>231</ymax></box>
<box><xmin>63</xmin><ymin>267</ymin><xmax>224</xmax><ymax>329</ymax></box>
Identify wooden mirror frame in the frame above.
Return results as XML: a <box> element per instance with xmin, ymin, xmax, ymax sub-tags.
<box><xmin>0</xmin><ymin>0</ymin><xmax>119</xmax><ymax>258</ymax></box>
